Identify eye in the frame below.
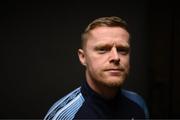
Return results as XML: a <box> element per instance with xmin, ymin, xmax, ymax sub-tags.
<box><xmin>96</xmin><ymin>47</ymin><xmax>111</xmax><ymax>54</ymax></box>
<box><xmin>117</xmin><ymin>48</ymin><xmax>129</xmax><ymax>55</ymax></box>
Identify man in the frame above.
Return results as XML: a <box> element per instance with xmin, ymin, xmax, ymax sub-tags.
<box><xmin>44</xmin><ymin>16</ymin><xmax>149</xmax><ymax>119</ymax></box>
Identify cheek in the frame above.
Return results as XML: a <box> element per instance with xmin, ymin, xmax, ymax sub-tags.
<box><xmin>121</xmin><ymin>56</ymin><xmax>130</xmax><ymax>67</ymax></box>
<box><xmin>90</xmin><ymin>60</ymin><xmax>102</xmax><ymax>70</ymax></box>
<box><xmin>87</xmin><ymin>56</ymin><xmax>106</xmax><ymax>71</ymax></box>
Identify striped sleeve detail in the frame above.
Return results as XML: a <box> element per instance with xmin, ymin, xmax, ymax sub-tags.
<box><xmin>44</xmin><ymin>87</ymin><xmax>85</xmax><ymax>120</ymax></box>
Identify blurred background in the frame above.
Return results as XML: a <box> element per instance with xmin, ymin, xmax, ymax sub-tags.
<box><xmin>0</xmin><ymin>0</ymin><xmax>179</xmax><ymax>119</ymax></box>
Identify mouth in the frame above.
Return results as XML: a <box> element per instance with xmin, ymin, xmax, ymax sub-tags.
<box><xmin>104</xmin><ymin>68</ymin><xmax>123</xmax><ymax>76</ymax></box>
<box><xmin>104</xmin><ymin>68</ymin><xmax>122</xmax><ymax>71</ymax></box>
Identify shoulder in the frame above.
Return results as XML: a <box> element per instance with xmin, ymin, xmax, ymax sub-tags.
<box><xmin>121</xmin><ymin>89</ymin><xmax>149</xmax><ymax>118</ymax></box>
<box><xmin>44</xmin><ymin>87</ymin><xmax>85</xmax><ymax>120</ymax></box>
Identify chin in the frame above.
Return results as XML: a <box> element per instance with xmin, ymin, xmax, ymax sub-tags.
<box><xmin>104</xmin><ymin>78</ymin><xmax>125</xmax><ymax>88</ymax></box>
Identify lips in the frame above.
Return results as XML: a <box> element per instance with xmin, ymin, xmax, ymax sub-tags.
<box><xmin>105</xmin><ymin>69</ymin><xmax>121</xmax><ymax>72</ymax></box>
<box><xmin>104</xmin><ymin>68</ymin><xmax>124</xmax><ymax>76</ymax></box>
<box><xmin>104</xmin><ymin>68</ymin><xmax>122</xmax><ymax>71</ymax></box>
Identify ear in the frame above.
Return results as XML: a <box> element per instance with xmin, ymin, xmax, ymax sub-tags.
<box><xmin>78</xmin><ymin>49</ymin><xmax>87</xmax><ymax>66</ymax></box>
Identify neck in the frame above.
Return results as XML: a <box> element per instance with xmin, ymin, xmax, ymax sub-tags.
<box><xmin>86</xmin><ymin>79</ymin><xmax>119</xmax><ymax>100</ymax></box>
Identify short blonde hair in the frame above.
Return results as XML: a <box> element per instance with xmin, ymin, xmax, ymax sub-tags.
<box><xmin>81</xmin><ymin>16</ymin><xmax>129</xmax><ymax>49</ymax></box>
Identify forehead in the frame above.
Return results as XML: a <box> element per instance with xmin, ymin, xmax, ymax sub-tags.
<box><xmin>87</xmin><ymin>26</ymin><xmax>130</xmax><ymax>47</ymax></box>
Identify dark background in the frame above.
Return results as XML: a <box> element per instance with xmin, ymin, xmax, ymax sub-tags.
<box><xmin>0</xmin><ymin>0</ymin><xmax>179</xmax><ymax>119</ymax></box>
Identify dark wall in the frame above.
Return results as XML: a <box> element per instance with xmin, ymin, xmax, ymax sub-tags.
<box><xmin>0</xmin><ymin>1</ymin><xmax>178</xmax><ymax>119</ymax></box>
<box><xmin>147</xmin><ymin>0</ymin><xmax>179</xmax><ymax>118</ymax></box>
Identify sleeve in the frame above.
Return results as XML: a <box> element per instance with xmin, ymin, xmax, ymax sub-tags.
<box><xmin>122</xmin><ymin>89</ymin><xmax>149</xmax><ymax>119</ymax></box>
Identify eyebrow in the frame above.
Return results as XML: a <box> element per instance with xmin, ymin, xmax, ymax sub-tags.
<box><xmin>94</xmin><ymin>43</ymin><xmax>130</xmax><ymax>48</ymax></box>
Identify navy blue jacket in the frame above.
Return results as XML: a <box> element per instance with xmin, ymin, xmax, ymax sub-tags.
<box><xmin>44</xmin><ymin>81</ymin><xmax>149</xmax><ymax>119</ymax></box>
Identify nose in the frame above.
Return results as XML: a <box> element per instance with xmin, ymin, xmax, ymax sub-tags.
<box><xmin>109</xmin><ymin>47</ymin><xmax>120</xmax><ymax>64</ymax></box>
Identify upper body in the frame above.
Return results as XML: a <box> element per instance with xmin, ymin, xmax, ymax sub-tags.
<box><xmin>44</xmin><ymin>16</ymin><xmax>149</xmax><ymax>119</ymax></box>
<box><xmin>44</xmin><ymin>81</ymin><xmax>149</xmax><ymax>119</ymax></box>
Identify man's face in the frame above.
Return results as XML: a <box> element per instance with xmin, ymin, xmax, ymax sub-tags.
<box><xmin>78</xmin><ymin>26</ymin><xmax>130</xmax><ymax>88</ymax></box>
